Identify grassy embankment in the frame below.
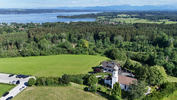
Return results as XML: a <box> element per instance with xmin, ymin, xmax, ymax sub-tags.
<box><xmin>163</xmin><ymin>91</ymin><xmax>177</xmax><ymax>100</ymax></box>
<box><xmin>160</xmin><ymin>76</ymin><xmax>177</xmax><ymax>100</ymax></box>
<box><xmin>0</xmin><ymin>55</ymin><xmax>107</xmax><ymax>77</ymax></box>
<box><xmin>0</xmin><ymin>84</ymin><xmax>15</xmax><ymax>96</ymax></box>
<box><xmin>97</xmin><ymin>15</ymin><xmax>177</xmax><ymax>24</ymax></box>
<box><xmin>13</xmin><ymin>83</ymin><xmax>107</xmax><ymax>100</ymax></box>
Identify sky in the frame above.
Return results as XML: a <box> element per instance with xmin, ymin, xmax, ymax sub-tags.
<box><xmin>0</xmin><ymin>0</ymin><xmax>177</xmax><ymax>8</ymax></box>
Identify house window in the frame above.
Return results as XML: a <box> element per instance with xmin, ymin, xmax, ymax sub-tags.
<box><xmin>124</xmin><ymin>85</ymin><xmax>126</xmax><ymax>89</ymax></box>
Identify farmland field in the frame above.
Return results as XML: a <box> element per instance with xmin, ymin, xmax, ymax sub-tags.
<box><xmin>0</xmin><ymin>84</ymin><xmax>15</xmax><ymax>96</ymax></box>
<box><xmin>0</xmin><ymin>55</ymin><xmax>107</xmax><ymax>77</ymax></box>
<box><xmin>13</xmin><ymin>86</ymin><xmax>107</xmax><ymax>100</ymax></box>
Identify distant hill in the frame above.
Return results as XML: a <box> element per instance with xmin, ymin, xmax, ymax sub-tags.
<box><xmin>54</xmin><ymin>5</ymin><xmax>177</xmax><ymax>11</ymax></box>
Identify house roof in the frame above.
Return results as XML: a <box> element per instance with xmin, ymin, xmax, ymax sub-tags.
<box><xmin>102</xmin><ymin>61</ymin><xmax>120</xmax><ymax>70</ymax></box>
<box><xmin>118</xmin><ymin>75</ymin><xmax>137</xmax><ymax>86</ymax></box>
<box><xmin>105</xmin><ymin>75</ymin><xmax>137</xmax><ymax>86</ymax></box>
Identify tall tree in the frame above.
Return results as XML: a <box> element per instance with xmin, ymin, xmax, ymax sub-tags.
<box><xmin>129</xmin><ymin>80</ymin><xmax>146</xmax><ymax>100</ymax></box>
<box><xmin>87</xmin><ymin>74</ymin><xmax>98</xmax><ymax>85</ymax></box>
<box><xmin>112</xmin><ymin>82</ymin><xmax>121</xmax><ymax>97</ymax></box>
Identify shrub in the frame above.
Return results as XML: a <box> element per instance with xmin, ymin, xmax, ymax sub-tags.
<box><xmin>143</xmin><ymin>82</ymin><xmax>177</xmax><ymax>100</ymax></box>
<box><xmin>28</xmin><ymin>78</ymin><xmax>36</xmax><ymax>86</ymax></box>
<box><xmin>89</xmin><ymin>84</ymin><xmax>97</xmax><ymax>93</ymax></box>
<box><xmin>87</xmin><ymin>74</ymin><xmax>98</xmax><ymax>85</ymax></box>
<box><xmin>94</xmin><ymin>68</ymin><xmax>101</xmax><ymax>73</ymax></box>
<box><xmin>61</xmin><ymin>74</ymin><xmax>70</xmax><ymax>84</ymax></box>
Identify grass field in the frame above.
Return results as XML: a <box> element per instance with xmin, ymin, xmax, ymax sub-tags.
<box><xmin>0</xmin><ymin>55</ymin><xmax>107</xmax><ymax>77</ymax></box>
<box><xmin>167</xmin><ymin>76</ymin><xmax>177</xmax><ymax>82</ymax></box>
<box><xmin>0</xmin><ymin>84</ymin><xmax>15</xmax><ymax>96</ymax></box>
<box><xmin>162</xmin><ymin>76</ymin><xmax>177</xmax><ymax>100</ymax></box>
<box><xmin>163</xmin><ymin>91</ymin><xmax>177</xmax><ymax>100</ymax></box>
<box><xmin>108</xmin><ymin>18</ymin><xmax>177</xmax><ymax>24</ymax></box>
<box><xmin>13</xmin><ymin>85</ymin><xmax>107</xmax><ymax>100</ymax></box>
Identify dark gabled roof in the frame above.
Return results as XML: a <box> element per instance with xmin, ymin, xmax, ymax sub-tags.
<box><xmin>105</xmin><ymin>75</ymin><xmax>112</xmax><ymax>80</ymax></box>
<box><xmin>102</xmin><ymin>61</ymin><xmax>120</xmax><ymax>70</ymax></box>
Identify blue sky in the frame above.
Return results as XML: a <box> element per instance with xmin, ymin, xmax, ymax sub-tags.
<box><xmin>0</xmin><ymin>0</ymin><xmax>176</xmax><ymax>8</ymax></box>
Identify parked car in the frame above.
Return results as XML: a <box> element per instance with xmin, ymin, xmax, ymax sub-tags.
<box><xmin>16</xmin><ymin>80</ymin><xmax>20</xmax><ymax>84</ymax></box>
<box><xmin>6</xmin><ymin>96</ymin><xmax>13</xmax><ymax>100</ymax></box>
<box><xmin>8</xmin><ymin>74</ymin><xmax>14</xmax><ymax>77</ymax></box>
<box><xmin>12</xmin><ymin>80</ymin><xmax>16</xmax><ymax>84</ymax></box>
<box><xmin>3</xmin><ymin>92</ymin><xmax>9</xmax><ymax>97</ymax></box>
<box><xmin>16</xmin><ymin>74</ymin><xmax>29</xmax><ymax>79</ymax></box>
<box><xmin>16</xmin><ymin>74</ymin><xmax>22</xmax><ymax>78</ymax></box>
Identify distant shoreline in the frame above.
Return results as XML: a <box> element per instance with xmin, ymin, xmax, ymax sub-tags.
<box><xmin>0</xmin><ymin>9</ymin><xmax>100</xmax><ymax>14</ymax></box>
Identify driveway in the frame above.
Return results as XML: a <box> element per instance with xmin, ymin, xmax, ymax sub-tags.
<box><xmin>0</xmin><ymin>73</ymin><xmax>34</xmax><ymax>100</ymax></box>
<box><xmin>145</xmin><ymin>86</ymin><xmax>151</xmax><ymax>95</ymax></box>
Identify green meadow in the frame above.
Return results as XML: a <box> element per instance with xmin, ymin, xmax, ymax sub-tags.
<box><xmin>109</xmin><ymin>18</ymin><xmax>177</xmax><ymax>24</ymax></box>
<box><xmin>167</xmin><ymin>76</ymin><xmax>177</xmax><ymax>82</ymax></box>
<box><xmin>0</xmin><ymin>55</ymin><xmax>107</xmax><ymax>77</ymax></box>
<box><xmin>97</xmin><ymin>16</ymin><xmax>177</xmax><ymax>24</ymax></box>
<box><xmin>0</xmin><ymin>84</ymin><xmax>15</xmax><ymax>96</ymax></box>
<box><xmin>163</xmin><ymin>91</ymin><xmax>177</xmax><ymax>100</ymax></box>
<box><xmin>13</xmin><ymin>85</ymin><xmax>107</xmax><ymax>100</ymax></box>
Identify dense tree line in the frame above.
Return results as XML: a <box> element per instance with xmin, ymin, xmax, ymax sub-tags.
<box><xmin>58</xmin><ymin>11</ymin><xmax>177</xmax><ymax>21</ymax></box>
<box><xmin>0</xmin><ymin>21</ymin><xmax>177</xmax><ymax>77</ymax></box>
<box><xmin>35</xmin><ymin>74</ymin><xmax>70</xmax><ymax>86</ymax></box>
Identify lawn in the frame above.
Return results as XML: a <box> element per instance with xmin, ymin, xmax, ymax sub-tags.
<box><xmin>0</xmin><ymin>55</ymin><xmax>107</xmax><ymax>77</ymax></box>
<box><xmin>166</xmin><ymin>76</ymin><xmax>177</xmax><ymax>82</ymax></box>
<box><xmin>163</xmin><ymin>91</ymin><xmax>177</xmax><ymax>100</ymax></box>
<box><xmin>162</xmin><ymin>76</ymin><xmax>177</xmax><ymax>100</ymax></box>
<box><xmin>13</xmin><ymin>86</ymin><xmax>107</xmax><ymax>100</ymax></box>
<box><xmin>0</xmin><ymin>84</ymin><xmax>15</xmax><ymax>96</ymax></box>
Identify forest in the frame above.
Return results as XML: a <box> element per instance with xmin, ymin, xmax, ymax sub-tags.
<box><xmin>1</xmin><ymin>12</ymin><xmax>177</xmax><ymax>79</ymax></box>
<box><xmin>57</xmin><ymin>11</ymin><xmax>177</xmax><ymax>21</ymax></box>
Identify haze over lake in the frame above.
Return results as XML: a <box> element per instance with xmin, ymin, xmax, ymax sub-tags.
<box><xmin>0</xmin><ymin>12</ymin><xmax>98</xmax><ymax>24</ymax></box>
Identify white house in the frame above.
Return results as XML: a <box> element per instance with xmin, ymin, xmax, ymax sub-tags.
<box><xmin>101</xmin><ymin>61</ymin><xmax>121</xmax><ymax>73</ymax></box>
<box><xmin>104</xmin><ymin>65</ymin><xmax>137</xmax><ymax>91</ymax></box>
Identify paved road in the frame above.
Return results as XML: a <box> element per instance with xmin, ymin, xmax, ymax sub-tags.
<box><xmin>0</xmin><ymin>73</ymin><xmax>34</xmax><ymax>100</ymax></box>
<box><xmin>95</xmin><ymin>75</ymin><xmax>108</xmax><ymax>78</ymax></box>
<box><xmin>145</xmin><ymin>86</ymin><xmax>151</xmax><ymax>95</ymax></box>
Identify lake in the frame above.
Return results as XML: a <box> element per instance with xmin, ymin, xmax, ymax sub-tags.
<box><xmin>0</xmin><ymin>12</ymin><xmax>98</xmax><ymax>24</ymax></box>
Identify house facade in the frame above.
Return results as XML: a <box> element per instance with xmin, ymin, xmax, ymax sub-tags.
<box><xmin>103</xmin><ymin>62</ymin><xmax>137</xmax><ymax>91</ymax></box>
<box><xmin>101</xmin><ymin>61</ymin><xmax>121</xmax><ymax>73</ymax></box>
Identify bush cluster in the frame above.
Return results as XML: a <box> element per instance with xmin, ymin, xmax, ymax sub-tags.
<box><xmin>143</xmin><ymin>82</ymin><xmax>177</xmax><ymax>100</ymax></box>
<box><xmin>35</xmin><ymin>74</ymin><xmax>70</xmax><ymax>86</ymax></box>
<box><xmin>68</xmin><ymin>74</ymin><xmax>89</xmax><ymax>85</ymax></box>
